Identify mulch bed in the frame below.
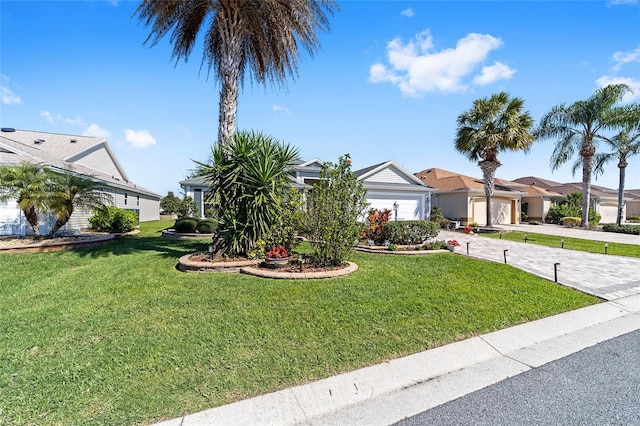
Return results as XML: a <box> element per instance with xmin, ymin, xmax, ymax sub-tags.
<box><xmin>187</xmin><ymin>252</ymin><xmax>346</xmax><ymax>273</ymax></box>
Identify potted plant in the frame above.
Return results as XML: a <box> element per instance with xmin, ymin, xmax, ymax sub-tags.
<box><xmin>463</xmin><ymin>225</ymin><xmax>474</xmax><ymax>234</ymax></box>
<box><xmin>265</xmin><ymin>246</ymin><xmax>289</xmax><ymax>268</ymax></box>
<box><xmin>446</xmin><ymin>239</ymin><xmax>461</xmax><ymax>252</ymax></box>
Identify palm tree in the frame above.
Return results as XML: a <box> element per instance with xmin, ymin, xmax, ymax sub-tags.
<box><xmin>0</xmin><ymin>162</ymin><xmax>50</xmax><ymax>236</ymax></box>
<box><xmin>135</xmin><ymin>0</ymin><xmax>338</xmax><ymax>144</ymax></box>
<box><xmin>593</xmin><ymin>122</ymin><xmax>640</xmax><ymax>225</ymax></box>
<box><xmin>46</xmin><ymin>171</ymin><xmax>112</xmax><ymax>237</ymax></box>
<box><xmin>455</xmin><ymin>92</ymin><xmax>534</xmax><ymax>227</ymax></box>
<box><xmin>197</xmin><ymin>131</ymin><xmax>299</xmax><ymax>256</ymax></box>
<box><xmin>536</xmin><ymin>84</ymin><xmax>633</xmax><ymax>227</ymax></box>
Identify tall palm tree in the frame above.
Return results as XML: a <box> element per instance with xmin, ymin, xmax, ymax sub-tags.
<box><xmin>0</xmin><ymin>162</ymin><xmax>50</xmax><ymax>236</ymax></box>
<box><xmin>536</xmin><ymin>84</ymin><xmax>633</xmax><ymax>227</ymax></box>
<box><xmin>455</xmin><ymin>92</ymin><xmax>534</xmax><ymax>227</ymax></box>
<box><xmin>46</xmin><ymin>171</ymin><xmax>112</xmax><ymax>237</ymax></box>
<box><xmin>593</xmin><ymin>122</ymin><xmax>640</xmax><ymax>225</ymax></box>
<box><xmin>135</xmin><ymin>0</ymin><xmax>338</xmax><ymax>144</ymax></box>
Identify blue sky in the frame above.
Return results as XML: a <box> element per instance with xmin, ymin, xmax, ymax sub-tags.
<box><xmin>2</xmin><ymin>0</ymin><xmax>639</xmax><ymax>197</ymax></box>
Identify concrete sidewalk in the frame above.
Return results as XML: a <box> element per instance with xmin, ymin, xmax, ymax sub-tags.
<box><xmin>155</xmin><ymin>295</ymin><xmax>640</xmax><ymax>426</ymax></box>
<box><xmin>497</xmin><ymin>223</ymin><xmax>640</xmax><ymax>245</ymax></box>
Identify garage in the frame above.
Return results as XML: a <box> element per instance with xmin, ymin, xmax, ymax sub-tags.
<box><xmin>472</xmin><ymin>198</ymin><xmax>512</xmax><ymax>225</ymax></box>
<box><xmin>598</xmin><ymin>202</ymin><xmax>619</xmax><ymax>224</ymax></box>
<box><xmin>366</xmin><ymin>195</ymin><xmax>424</xmax><ymax>221</ymax></box>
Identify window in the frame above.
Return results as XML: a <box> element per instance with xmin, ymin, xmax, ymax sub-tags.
<box><xmin>137</xmin><ymin>195</ymin><xmax>140</xmax><ymax>206</ymax></box>
<box><xmin>124</xmin><ymin>193</ymin><xmax>128</xmax><ymax>206</ymax></box>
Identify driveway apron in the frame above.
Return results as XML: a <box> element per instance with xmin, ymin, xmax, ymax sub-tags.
<box><xmin>440</xmin><ymin>230</ymin><xmax>640</xmax><ymax>301</ymax></box>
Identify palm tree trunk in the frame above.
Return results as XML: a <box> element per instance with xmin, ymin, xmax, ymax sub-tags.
<box><xmin>617</xmin><ymin>162</ymin><xmax>627</xmax><ymax>226</ymax></box>
<box><xmin>23</xmin><ymin>206</ymin><xmax>40</xmax><ymax>236</ymax></box>
<box><xmin>479</xmin><ymin>160</ymin><xmax>500</xmax><ymax>227</ymax></box>
<box><xmin>580</xmin><ymin>144</ymin><xmax>595</xmax><ymax>227</ymax></box>
<box><xmin>217</xmin><ymin>9</ymin><xmax>243</xmax><ymax>145</ymax></box>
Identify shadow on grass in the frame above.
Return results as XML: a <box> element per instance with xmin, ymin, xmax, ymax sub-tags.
<box><xmin>72</xmin><ymin>231</ymin><xmax>212</xmax><ymax>260</ymax></box>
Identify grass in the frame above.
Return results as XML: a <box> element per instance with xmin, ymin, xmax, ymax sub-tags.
<box><xmin>482</xmin><ymin>231</ymin><xmax>640</xmax><ymax>258</ymax></box>
<box><xmin>0</xmin><ymin>220</ymin><xmax>598</xmax><ymax>425</ymax></box>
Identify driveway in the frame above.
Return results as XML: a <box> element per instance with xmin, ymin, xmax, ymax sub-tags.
<box><xmin>439</xmin><ymin>228</ymin><xmax>640</xmax><ymax>301</ymax></box>
<box><xmin>499</xmin><ymin>223</ymin><xmax>640</xmax><ymax>245</ymax></box>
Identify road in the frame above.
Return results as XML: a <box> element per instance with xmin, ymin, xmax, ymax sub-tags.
<box><xmin>394</xmin><ymin>329</ymin><xmax>640</xmax><ymax>426</ymax></box>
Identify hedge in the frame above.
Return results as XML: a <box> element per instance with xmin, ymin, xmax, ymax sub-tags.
<box><xmin>602</xmin><ymin>224</ymin><xmax>640</xmax><ymax>235</ymax></box>
<box><xmin>381</xmin><ymin>220</ymin><xmax>440</xmax><ymax>245</ymax></box>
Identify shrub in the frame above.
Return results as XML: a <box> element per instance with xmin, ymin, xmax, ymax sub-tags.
<box><xmin>602</xmin><ymin>224</ymin><xmax>640</xmax><ymax>235</ymax></box>
<box><xmin>305</xmin><ymin>155</ymin><xmax>368</xmax><ymax>266</ymax></box>
<box><xmin>627</xmin><ymin>215</ymin><xmax>640</xmax><ymax>222</ymax></box>
<box><xmin>363</xmin><ymin>208</ymin><xmax>392</xmax><ymax>244</ymax></box>
<box><xmin>174</xmin><ymin>217</ymin><xmax>198</xmax><ymax>233</ymax></box>
<box><xmin>264</xmin><ymin>189</ymin><xmax>304</xmax><ymax>252</ymax></box>
<box><xmin>430</xmin><ymin>206</ymin><xmax>450</xmax><ymax>229</ymax></box>
<box><xmin>422</xmin><ymin>240</ymin><xmax>447</xmax><ymax>250</ymax></box>
<box><xmin>89</xmin><ymin>206</ymin><xmax>138</xmax><ymax>233</ymax></box>
<box><xmin>381</xmin><ymin>220</ymin><xmax>440</xmax><ymax>245</ymax></box>
<box><xmin>195</xmin><ymin>218</ymin><xmax>217</xmax><ymax>234</ymax></box>
<box><xmin>561</xmin><ymin>217</ymin><xmax>581</xmax><ymax>227</ymax></box>
<box><xmin>546</xmin><ymin>204</ymin><xmax>600</xmax><ymax>225</ymax></box>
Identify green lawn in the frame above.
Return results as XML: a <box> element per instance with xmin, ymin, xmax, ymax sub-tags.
<box><xmin>482</xmin><ymin>230</ymin><xmax>640</xmax><ymax>258</ymax></box>
<box><xmin>0</xmin><ymin>221</ymin><xmax>598</xmax><ymax>425</ymax></box>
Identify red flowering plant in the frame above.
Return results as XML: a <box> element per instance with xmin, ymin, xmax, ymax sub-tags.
<box><xmin>266</xmin><ymin>246</ymin><xmax>288</xmax><ymax>259</ymax></box>
<box><xmin>446</xmin><ymin>239</ymin><xmax>461</xmax><ymax>247</ymax></box>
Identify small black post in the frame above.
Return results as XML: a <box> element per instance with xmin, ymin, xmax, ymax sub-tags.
<box><xmin>605</xmin><ymin>242</ymin><xmax>609</xmax><ymax>255</ymax></box>
<box><xmin>524</xmin><ymin>234</ymin><xmax>528</xmax><ymax>243</ymax></box>
<box><xmin>554</xmin><ymin>262</ymin><xmax>560</xmax><ymax>282</ymax></box>
<box><xmin>503</xmin><ymin>249</ymin><xmax>508</xmax><ymax>264</ymax></box>
<box><xmin>561</xmin><ymin>238</ymin><xmax>564</xmax><ymax>249</ymax></box>
<box><xmin>499</xmin><ymin>232</ymin><xmax>502</xmax><ymax>239</ymax></box>
<box><xmin>466</xmin><ymin>242</ymin><xmax>470</xmax><ymax>256</ymax></box>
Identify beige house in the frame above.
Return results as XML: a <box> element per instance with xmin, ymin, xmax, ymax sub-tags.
<box><xmin>414</xmin><ymin>168</ymin><xmax>563</xmax><ymax>226</ymax></box>
<box><xmin>0</xmin><ymin>128</ymin><xmax>160</xmax><ymax>236</ymax></box>
<box><xmin>627</xmin><ymin>190</ymin><xmax>640</xmax><ymax>218</ymax></box>
<box><xmin>513</xmin><ymin>176</ymin><xmax>634</xmax><ymax>224</ymax></box>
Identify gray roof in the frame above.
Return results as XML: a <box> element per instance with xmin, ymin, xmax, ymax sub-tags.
<box><xmin>0</xmin><ymin>128</ymin><xmax>160</xmax><ymax>198</ymax></box>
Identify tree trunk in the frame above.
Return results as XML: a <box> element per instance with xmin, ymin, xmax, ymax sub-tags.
<box><xmin>479</xmin><ymin>159</ymin><xmax>501</xmax><ymax>227</ymax></box>
<box><xmin>617</xmin><ymin>161</ymin><xmax>627</xmax><ymax>226</ymax></box>
<box><xmin>217</xmin><ymin>9</ymin><xmax>243</xmax><ymax>145</ymax></box>
<box><xmin>580</xmin><ymin>141</ymin><xmax>595</xmax><ymax>227</ymax></box>
<box><xmin>23</xmin><ymin>206</ymin><xmax>40</xmax><ymax>236</ymax></box>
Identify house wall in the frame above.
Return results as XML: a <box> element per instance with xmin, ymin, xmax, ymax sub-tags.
<box><xmin>434</xmin><ymin>193</ymin><xmax>470</xmax><ymax>224</ymax></box>
<box><xmin>626</xmin><ymin>200</ymin><xmax>640</xmax><ymax>218</ymax></box>
<box><xmin>471</xmin><ymin>196</ymin><xmax>517</xmax><ymax>226</ymax></box>
<box><xmin>0</xmin><ymin>200</ymin><xmax>23</xmax><ymax>236</ymax></box>
<box><xmin>522</xmin><ymin>196</ymin><xmax>552</xmax><ymax>222</ymax></box>
<box><xmin>367</xmin><ymin>168</ymin><xmax>412</xmax><ymax>185</ymax></box>
<box><xmin>72</xmin><ymin>145</ymin><xmax>125</xmax><ymax>180</ymax></box>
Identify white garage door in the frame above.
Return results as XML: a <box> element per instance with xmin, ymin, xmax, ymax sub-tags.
<box><xmin>366</xmin><ymin>195</ymin><xmax>423</xmax><ymax>221</ymax></box>
<box><xmin>598</xmin><ymin>203</ymin><xmax>618</xmax><ymax>224</ymax></box>
<box><xmin>473</xmin><ymin>199</ymin><xmax>512</xmax><ymax>225</ymax></box>
<box><xmin>0</xmin><ymin>200</ymin><xmax>23</xmax><ymax>236</ymax></box>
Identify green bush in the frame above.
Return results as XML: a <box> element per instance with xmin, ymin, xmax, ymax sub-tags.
<box><xmin>546</xmin><ymin>204</ymin><xmax>600</xmax><ymax>225</ymax></box>
<box><xmin>89</xmin><ymin>206</ymin><xmax>138</xmax><ymax>233</ymax></box>
<box><xmin>381</xmin><ymin>220</ymin><xmax>440</xmax><ymax>245</ymax></box>
<box><xmin>174</xmin><ymin>217</ymin><xmax>198</xmax><ymax>233</ymax></box>
<box><xmin>422</xmin><ymin>240</ymin><xmax>448</xmax><ymax>250</ymax></box>
<box><xmin>627</xmin><ymin>215</ymin><xmax>640</xmax><ymax>222</ymax></box>
<box><xmin>602</xmin><ymin>224</ymin><xmax>640</xmax><ymax>235</ymax></box>
<box><xmin>561</xmin><ymin>217</ymin><xmax>581</xmax><ymax>227</ymax></box>
<box><xmin>306</xmin><ymin>155</ymin><xmax>368</xmax><ymax>266</ymax></box>
<box><xmin>264</xmin><ymin>189</ymin><xmax>304</xmax><ymax>252</ymax></box>
<box><xmin>430</xmin><ymin>206</ymin><xmax>450</xmax><ymax>229</ymax></box>
<box><xmin>195</xmin><ymin>218</ymin><xmax>217</xmax><ymax>234</ymax></box>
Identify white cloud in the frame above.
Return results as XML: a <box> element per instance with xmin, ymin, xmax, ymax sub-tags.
<box><xmin>83</xmin><ymin>123</ymin><xmax>111</xmax><ymax>138</ymax></box>
<box><xmin>369</xmin><ymin>30</ymin><xmax>509</xmax><ymax>97</ymax></box>
<box><xmin>2</xmin><ymin>86</ymin><xmax>22</xmax><ymax>105</ymax></box>
<box><xmin>401</xmin><ymin>8</ymin><xmax>414</xmax><ymax>18</ymax></box>
<box><xmin>272</xmin><ymin>104</ymin><xmax>291</xmax><ymax>115</ymax></box>
<box><xmin>473</xmin><ymin>61</ymin><xmax>516</xmax><ymax>85</ymax></box>
<box><xmin>595</xmin><ymin>75</ymin><xmax>640</xmax><ymax>103</ymax></box>
<box><xmin>40</xmin><ymin>111</ymin><xmax>61</xmax><ymax>123</ymax></box>
<box><xmin>612</xmin><ymin>46</ymin><xmax>640</xmax><ymax>71</ymax></box>
<box><xmin>124</xmin><ymin>129</ymin><xmax>156</xmax><ymax>148</ymax></box>
<box><xmin>65</xmin><ymin>116</ymin><xmax>86</xmax><ymax>126</ymax></box>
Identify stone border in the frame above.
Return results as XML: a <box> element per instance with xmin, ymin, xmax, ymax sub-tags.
<box><xmin>161</xmin><ymin>229</ymin><xmax>215</xmax><ymax>239</ymax></box>
<box><xmin>240</xmin><ymin>261</ymin><xmax>358</xmax><ymax>279</ymax></box>
<box><xmin>178</xmin><ymin>253</ymin><xmax>261</xmax><ymax>273</ymax></box>
<box><xmin>355</xmin><ymin>246</ymin><xmax>450</xmax><ymax>255</ymax></box>
<box><xmin>0</xmin><ymin>234</ymin><xmax>116</xmax><ymax>254</ymax></box>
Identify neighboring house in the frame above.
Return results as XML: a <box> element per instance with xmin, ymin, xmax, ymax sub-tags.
<box><xmin>414</xmin><ymin>168</ymin><xmax>563</xmax><ymax>226</ymax></box>
<box><xmin>0</xmin><ymin>128</ymin><xmax>160</xmax><ymax>236</ymax></box>
<box><xmin>180</xmin><ymin>158</ymin><xmax>436</xmax><ymax>221</ymax></box>
<box><xmin>627</xmin><ymin>189</ymin><xmax>640</xmax><ymax>217</ymax></box>
<box><xmin>513</xmin><ymin>176</ymin><xmax>633</xmax><ymax>224</ymax></box>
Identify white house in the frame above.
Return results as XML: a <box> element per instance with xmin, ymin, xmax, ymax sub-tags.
<box><xmin>0</xmin><ymin>128</ymin><xmax>160</xmax><ymax>236</ymax></box>
<box><xmin>180</xmin><ymin>158</ymin><xmax>436</xmax><ymax>221</ymax></box>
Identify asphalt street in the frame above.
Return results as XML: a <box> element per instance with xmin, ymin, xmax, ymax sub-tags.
<box><xmin>394</xmin><ymin>329</ymin><xmax>640</xmax><ymax>426</ymax></box>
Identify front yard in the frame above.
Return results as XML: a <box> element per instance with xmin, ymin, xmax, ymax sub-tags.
<box><xmin>0</xmin><ymin>220</ymin><xmax>598</xmax><ymax>425</ymax></box>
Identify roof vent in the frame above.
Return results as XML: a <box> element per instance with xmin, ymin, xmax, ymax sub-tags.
<box><xmin>1</xmin><ymin>128</ymin><xmax>16</xmax><ymax>132</ymax></box>
<box><xmin>34</xmin><ymin>138</ymin><xmax>45</xmax><ymax>144</ymax></box>
<box><xmin>70</xmin><ymin>138</ymin><xmax>77</xmax><ymax>143</ymax></box>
